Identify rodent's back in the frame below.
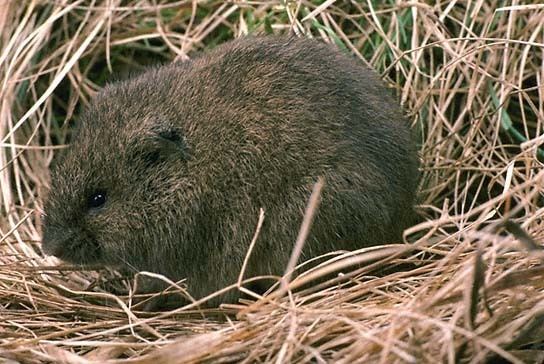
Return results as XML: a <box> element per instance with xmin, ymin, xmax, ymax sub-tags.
<box><xmin>176</xmin><ymin>36</ymin><xmax>418</xmax><ymax>241</ymax></box>
<box><xmin>162</xmin><ymin>36</ymin><xmax>417</xmax><ymax>222</ymax></box>
<box><xmin>42</xmin><ymin>36</ymin><xmax>419</xmax><ymax>304</ymax></box>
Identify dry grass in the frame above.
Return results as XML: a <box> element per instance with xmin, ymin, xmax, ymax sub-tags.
<box><xmin>1</xmin><ymin>1</ymin><xmax>544</xmax><ymax>363</ymax></box>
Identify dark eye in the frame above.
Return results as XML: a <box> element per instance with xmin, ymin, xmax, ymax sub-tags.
<box><xmin>88</xmin><ymin>191</ymin><xmax>107</xmax><ymax>209</ymax></box>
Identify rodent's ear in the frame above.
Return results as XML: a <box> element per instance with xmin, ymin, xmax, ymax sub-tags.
<box><xmin>130</xmin><ymin>126</ymin><xmax>190</xmax><ymax>168</ymax></box>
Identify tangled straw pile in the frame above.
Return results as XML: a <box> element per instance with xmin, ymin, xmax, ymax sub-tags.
<box><xmin>1</xmin><ymin>1</ymin><xmax>544</xmax><ymax>363</ymax></box>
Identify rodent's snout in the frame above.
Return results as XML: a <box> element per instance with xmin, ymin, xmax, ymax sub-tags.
<box><xmin>41</xmin><ymin>227</ymin><xmax>65</xmax><ymax>258</ymax></box>
<box><xmin>41</xmin><ymin>224</ymin><xmax>102</xmax><ymax>265</ymax></box>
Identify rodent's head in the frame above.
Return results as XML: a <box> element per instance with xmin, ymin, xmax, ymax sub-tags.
<box><xmin>41</xmin><ymin>74</ymin><xmax>193</xmax><ymax>270</ymax></box>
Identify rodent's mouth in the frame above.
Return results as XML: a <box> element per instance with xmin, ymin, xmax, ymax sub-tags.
<box><xmin>42</xmin><ymin>227</ymin><xmax>102</xmax><ymax>265</ymax></box>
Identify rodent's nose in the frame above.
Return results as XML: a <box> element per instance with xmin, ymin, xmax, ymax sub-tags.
<box><xmin>41</xmin><ymin>228</ymin><xmax>65</xmax><ymax>258</ymax></box>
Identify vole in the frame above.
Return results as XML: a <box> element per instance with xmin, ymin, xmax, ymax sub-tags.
<box><xmin>41</xmin><ymin>36</ymin><xmax>419</xmax><ymax>306</ymax></box>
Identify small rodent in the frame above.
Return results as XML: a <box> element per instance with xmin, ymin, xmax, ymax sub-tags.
<box><xmin>41</xmin><ymin>36</ymin><xmax>419</xmax><ymax>305</ymax></box>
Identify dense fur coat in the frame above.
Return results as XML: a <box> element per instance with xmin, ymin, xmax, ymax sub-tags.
<box><xmin>41</xmin><ymin>36</ymin><xmax>419</xmax><ymax>305</ymax></box>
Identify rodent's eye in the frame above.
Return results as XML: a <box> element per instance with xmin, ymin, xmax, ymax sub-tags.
<box><xmin>88</xmin><ymin>191</ymin><xmax>107</xmax><ymax>209</ymax></box>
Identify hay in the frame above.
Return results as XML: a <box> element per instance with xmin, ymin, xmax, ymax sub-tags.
<box><xmin>1</xmin><ymin>1</ymin><xmax>543</xmax><ymax>362</ymax></box>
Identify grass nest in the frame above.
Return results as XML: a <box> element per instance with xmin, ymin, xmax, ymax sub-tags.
<box><xmin>1</xmin><ymin>1</ymin><xmax>544</xmax><ymax>363</ymax></box>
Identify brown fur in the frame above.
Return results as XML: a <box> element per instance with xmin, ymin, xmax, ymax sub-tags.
<box><xmin>41</xmin><ymin>36</ymin><xmax>419</xmax><ymax>306</ymax></box>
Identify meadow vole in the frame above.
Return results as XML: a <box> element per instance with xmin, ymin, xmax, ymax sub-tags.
<box><xmin>41</xmin><ymin>36</ymin><xmax>419</xmax><ymax>305</ymax></box>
